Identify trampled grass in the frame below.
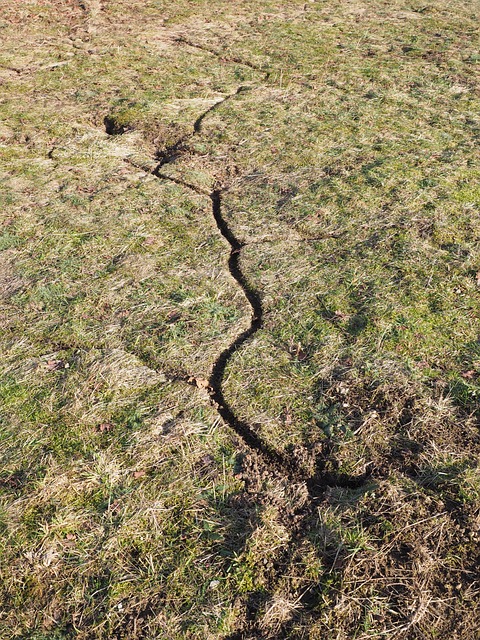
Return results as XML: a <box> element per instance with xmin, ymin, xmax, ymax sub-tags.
<box><xmin>1</xmin><ymin>0</ymin><xmax>480</xmax><ymax>638</ymax></box>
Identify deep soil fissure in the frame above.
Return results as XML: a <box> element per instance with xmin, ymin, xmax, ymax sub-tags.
<box><xmin>120</xmin><ymin>86</ymin><xmax>371</xmax><ymax>495</ymax></box>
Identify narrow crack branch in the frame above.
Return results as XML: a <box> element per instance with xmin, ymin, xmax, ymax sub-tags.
<box><xmin>174</xmin><ymin>35</ymin><xmax>315</xmax><ymax>89</ymax></box>
<box><xmin>174</xmin><ymin>35</ymin><xmax>269</xmax><ymax>78</ymax></box>
<box><xmin>153</xmin><ymin>169</ymin><xmax>210</xmax><ymax>196</ymax></box>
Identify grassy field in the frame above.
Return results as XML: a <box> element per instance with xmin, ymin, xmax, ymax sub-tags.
<box><xmin>1</xmin><ymin>0</ymin><xmax>480</xmax><ymax>638</ymax></box>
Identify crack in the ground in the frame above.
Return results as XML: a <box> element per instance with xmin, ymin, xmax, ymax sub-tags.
<box><xmin>208</xmin><ymin>188</ymin><xmax>285</xmax><ymax>474</ymax></box>
<box><xmin>173</xmin><ymin>35</ymin><xmax>270</xmax><ymax>78</ymax></box>
<box><xmin>114</xmin><ymin>71</ymin><xmax>371</xmax><ymax>639</ymax></box>
<box><xmin>120</xmin><ymin>87</ymin><xmax>371</xmax><ymax>496</ymax></box>
<box><xmin>173</xmin><ymin>34</ymin><xmax>314</xmax><ymax>89</ymax></box>
<box><xmin>153</xmin><ymin>84</ymin><xmax>252</xmax><ymax>170</ymax></box>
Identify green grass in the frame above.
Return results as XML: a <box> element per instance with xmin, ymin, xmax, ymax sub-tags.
<box><xmin>1</xmin><ymin>0</ymin><xmax>480</xmax><ymax>638</ymax></box>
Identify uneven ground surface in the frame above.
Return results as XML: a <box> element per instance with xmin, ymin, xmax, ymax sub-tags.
<box><xmin>1</xmin><ymin>0</ymin><xmax>480</xmax><ymax>638</ymax></box>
